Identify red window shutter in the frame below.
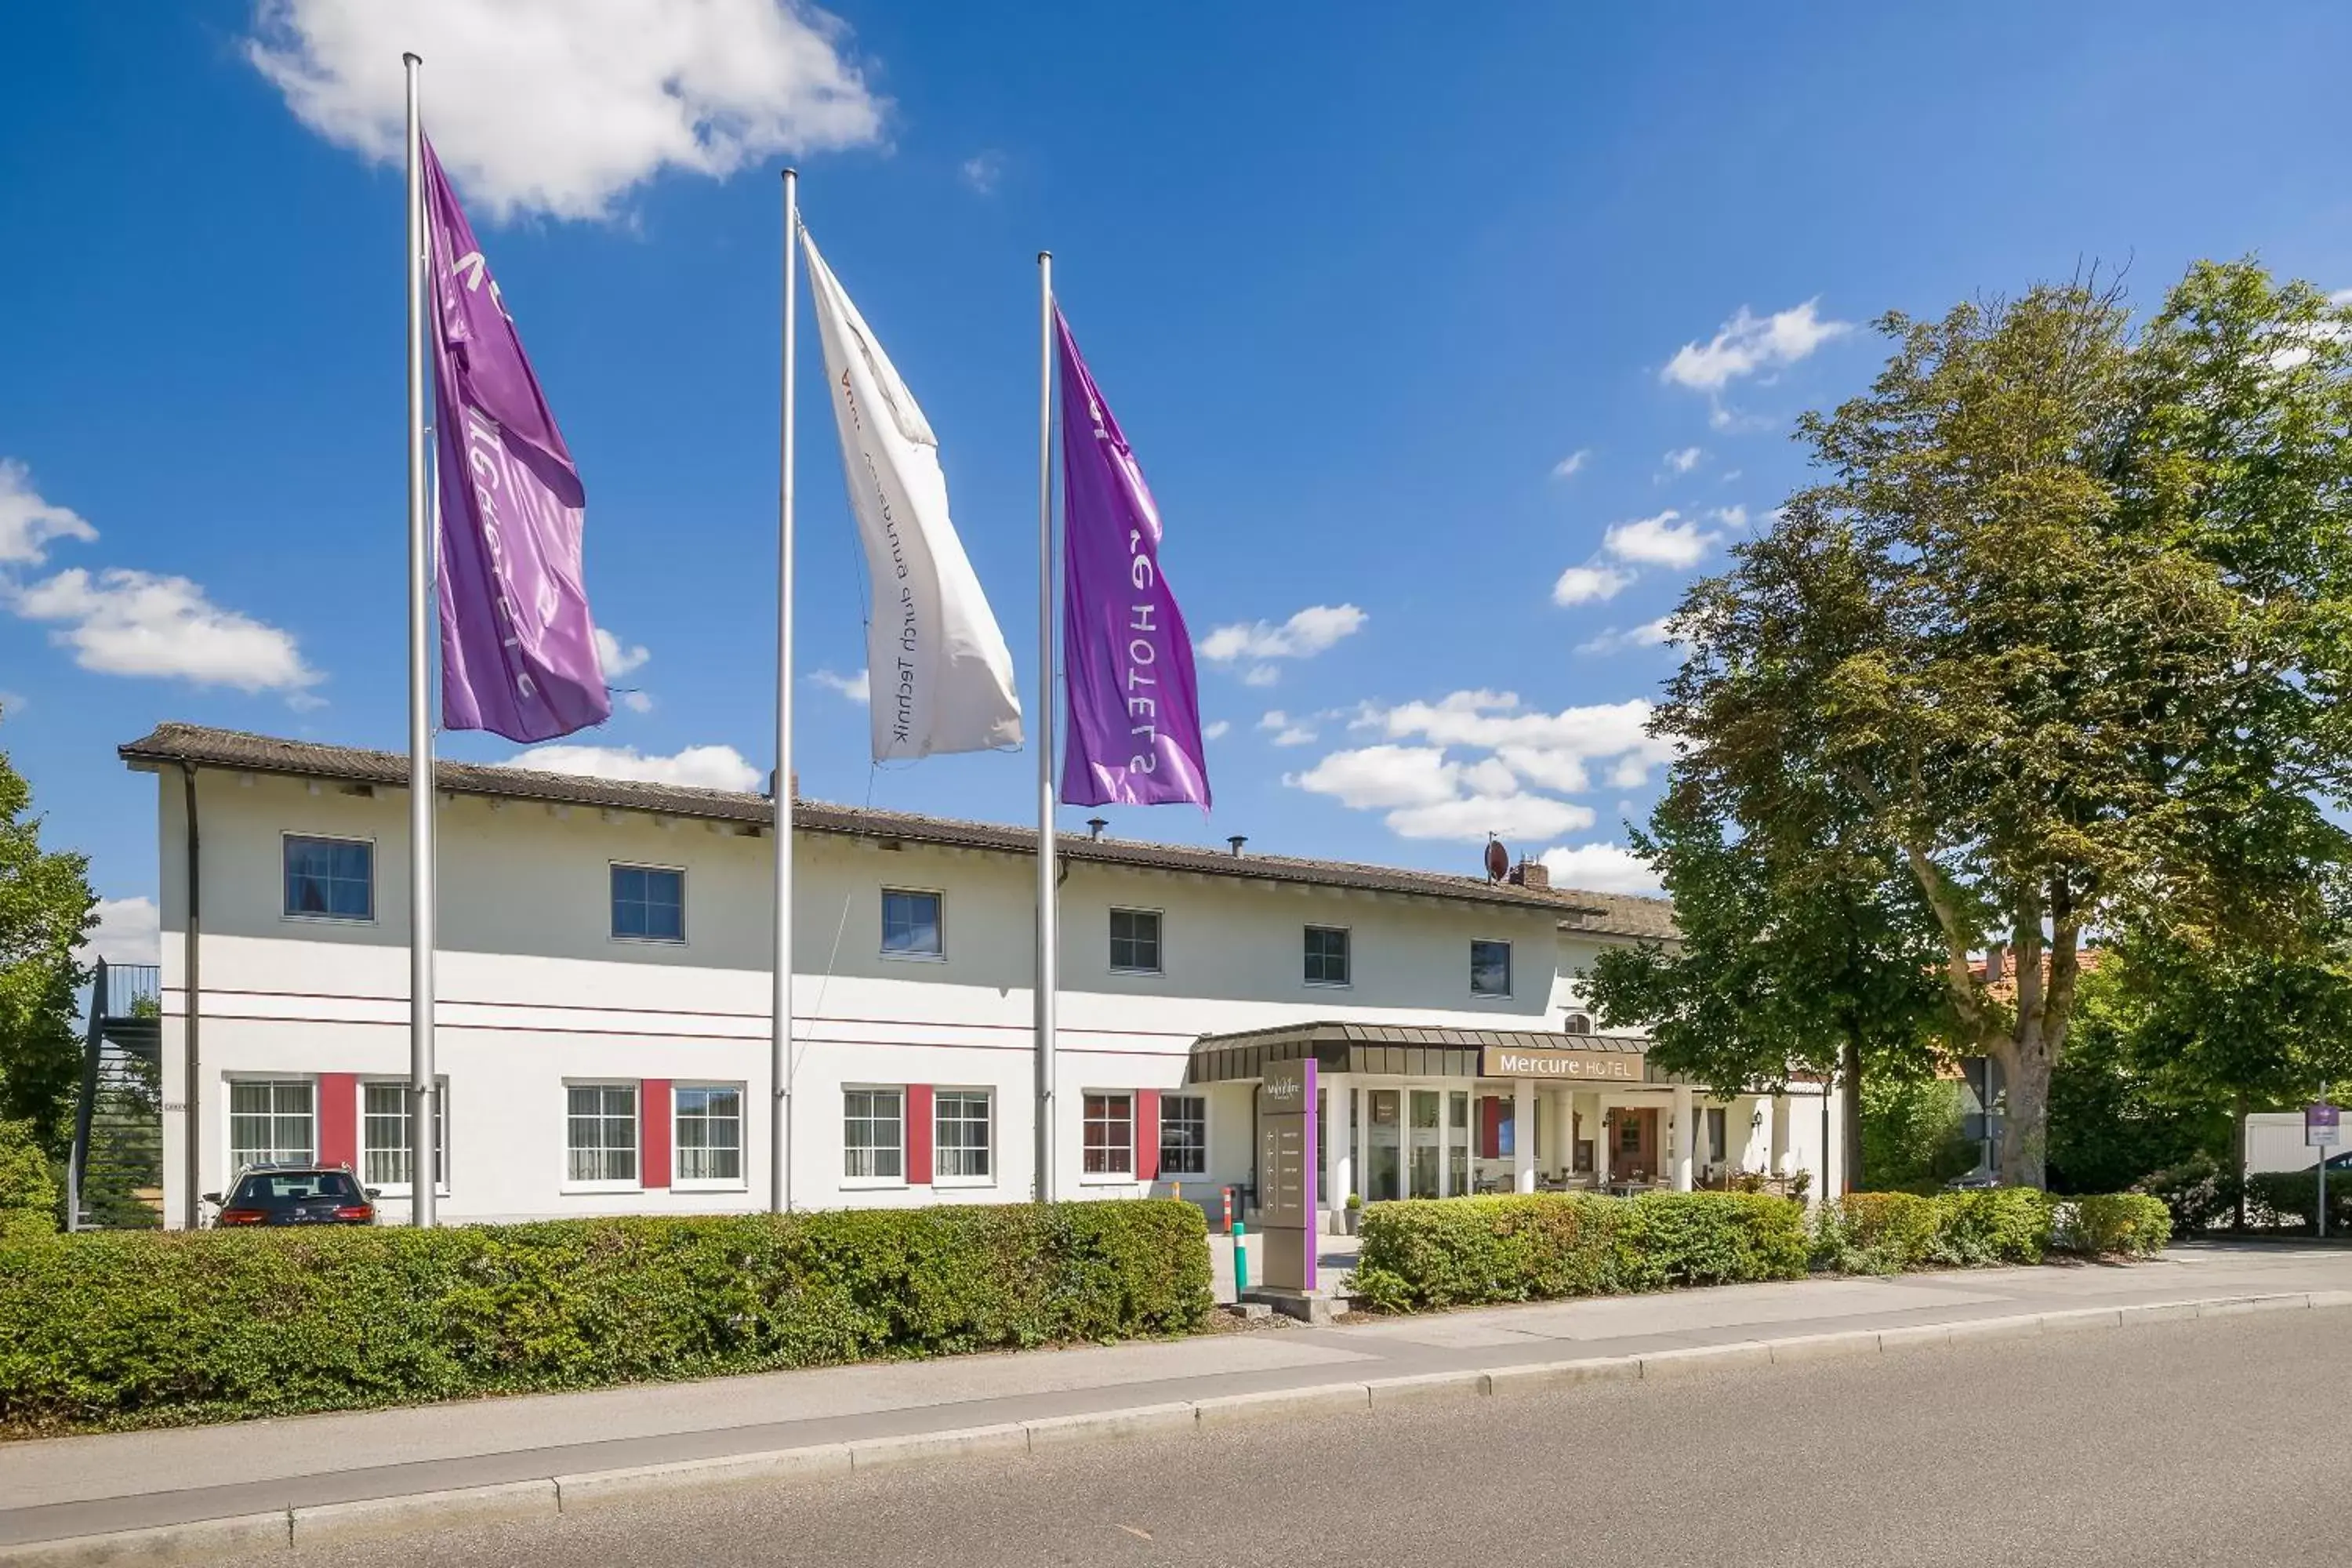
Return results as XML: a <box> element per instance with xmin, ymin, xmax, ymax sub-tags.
<box><xmin>906</xmin><ymin>1084</ymin><xmax>934</xmax><ymax>1185</ymax></box>
<box><xmin>1479</xmin><ymin>1096</ymin><xmax>1502</xmax><ymax>1160</ymax></box>
<box><xmin>318</xmin><ymin>1073</ymin><xmax>357</xmax><ymax>1168</ymax></box>
<box><xmin>641</xmin><ymin>1080</ymin><xmax>671</xmax><ymax>1189</ymax></box>
<box><xmin>1135</xmin><ymin>1090</ymin><xmax>1160</xmax><ymax>1183</ymax></box>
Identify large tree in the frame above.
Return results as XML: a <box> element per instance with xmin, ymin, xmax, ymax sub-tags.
<box><xmin>1663</xmin><ymin>262</ymin><xmax>2352</xmax><ymax>1187</ymax></box>
<box><xmin>0</xmin><ymin>703</ymin><xmax>96</xmax><ymax>1156</ymax></box>
<box><xmin>1584</xmin><ymin>780</ymin><xmax>1947</xmax><ymax>1192</ymax></box>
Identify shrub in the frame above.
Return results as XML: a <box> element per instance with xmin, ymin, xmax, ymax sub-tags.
<box><xmin>1814</xmin><ymin>1191</ymin><xmax>1945</xmax><ymax>1273</ymax></box>
<box><xmin>2051</xmin><ymin>1193</ymin><xmax>2172</xmax><ymax>1257</ymax></box>
<box><xmin>0</xmin><ymin>1200</ymin><xmax>1210</xmax><ymax>1435</ymax></box>
<box><xmin>1931</xmin><ymin>1187</ymin><xmax>2053</xmax><ymax>1266</ymax></box>
<box><xmin>1352</xmin><ymin>1192</ymin><xmax>1806</xmax><ymax>1313</ymax></box>
<box><xmin>2139</xmin><ymin>1155</ymin><xmax>2238</xmax><ymax>1233</ymax></box>
<box><xmin>2241</xmin><ymin>1171</ymin><xmax>2352</xmax><ymax>1235</ymax></box>
<box><xmin>0</xmin><ymin>1120</ymin><xmax>57</xmax><ymax>1241</ymax></box>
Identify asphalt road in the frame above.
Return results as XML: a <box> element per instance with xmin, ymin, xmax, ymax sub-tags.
<box><xmin>226</xmin><ymin>1310</ymin><xmax>2352</xmax><ymax>1568</ymax></box>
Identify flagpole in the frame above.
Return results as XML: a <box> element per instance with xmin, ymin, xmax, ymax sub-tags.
<box><xmin>1034</xmin><ymin>251</ymin><xmax>1058</xmax><ymax>1206</ymax></box>
<box><xmin>402</xmin><ymin>51</ymin><xmax>438</xmax><ymax>1228</ymax></box>
<box><xmin>772</xmin><ymin>169</ymin><xmax>798</xmax><ymax>1214</ymax></box>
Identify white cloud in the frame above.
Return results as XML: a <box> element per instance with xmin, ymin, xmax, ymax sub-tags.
<box><xmin>1374</xmin><ymin>692</ymin><xmax>1671</xmax><ymax>765</ymax></box>
<box><xmin>245</xmin><ymin>0</ymin><xmax>885</xmax><ymax>223</ymax></box>
<box><xmin>1663</xmin><ymin>445</ymin><xmax>1702</xmax><ymax>475</ymax></box>
<box><xmin>619</xmin><ymin>690</ymin><xmax>655</xmax><ymax>714</ymax></box>
<box><xmin>1602</xmin><ymin>510</ymin><xmax>1719</xmax><ymax>570</ymax></box>
<box><xmin>0</xmin><ymin>460</ymin><xmax>96</xmax><ymax>567</ymax></box>
<box><xmin>1575</xmin><ymin>617</ymin><xmax>1675</xmax><ymax>656</ymax></box>
<box><xmin>1258</xmin><ymin>710</ymin><xmax>1319</xmax><ymax>747</ymax></box>
<box><xmin>1203</xmin><ymin>719</ymin><xmax>1230</xmax><ymax>740</ymax></box>
<box><xmin>1551</xmin><ymin>563</ymin><xmax>1634</xmax><ymax>606</ymax></box>
<box><xmin>1551</xmin><ymin>448</ymin><xmax>1591</xmax><ymax>480</ymax></box>
<box><xmin>1662</xmin><ymin>299</ymin><xmax>1852</xmax><ymax>392</ymax></box>
<box><xmin>82</xmin><ymin>895</ymin><xmax>162</xmax><ymax>967</ymax></box>
<box><xmin>1712</xmin><ymin>504</ymin><xmax>1749</xmax><ymax>530</ymax></box>
<box><xmin>0</xmin><ymin>691</ymin><xmax>24</xmax><ymax>716</ymax></box>
<box><xmin>1606</xmin><ymin>753</ymin><xmax>1657</xmax><ymax>789</ymax></box>
<box><xmin>810</xmin><ymin>666</ymin><xmax>869</xmax><ymax>703</ymax></box>
<box><xmin>1287</xmin><ymin>745</ymin><xmax>1461</xmax><ymax>810</ymax></box>
<box><xmin>1387</xmin><ymin>793</ymin><xmax>1594</xmax><ymax>842</ymax></box>
<box><xmin>1537</xmin><ymin>843</ymin><xmax>1663</xmax><ymax>895</ymax></box>
<box><xmin>1242</xmin><ymin>664</ymin><xmax>1280</xmax><ymax>688</ymax></box>
<box><xmin>593</xmin><ymin>626</ymin><xmax>651</xmax><ymax>679</ymax></box>
<box><xmin>1199</xmin><ymin>604</ymin><xmax>1367</xmax><ymax>665</ymax></box>
<box><xmin>1494</xmin><ymin>745</ymin><xmax>1592</xmax><ymax>793</ymax></box>
<box><xmin>959</xmin><ymin>151</ymin><xmax>1003</xmax><ymax>194</ymax></box>
<box><xmin>507</xmin><ymin>741</ymin><xmax>762</xmax><ymax>793</ymax></box>
<box><xmin>8</xmin><ymin>568</ymin><xmax>321</xmax><ymax>695</ymax></box>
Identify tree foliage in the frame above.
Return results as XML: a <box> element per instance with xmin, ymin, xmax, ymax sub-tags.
<box><xmin>1659</xmin><ymin>261</ymin><xmax>2352</xmax><ymax>1186</ymax></box>
<box><xmin>0</xmin><ymin>705</ymin><xmax>96</xmax><ymax>1157</ymax></box>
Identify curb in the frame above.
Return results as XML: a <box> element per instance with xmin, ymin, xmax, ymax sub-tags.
<box><xmin>6</xmin><ymin>1288</ymin><xmax>2346</xmax><ymax>1565</ymax></box>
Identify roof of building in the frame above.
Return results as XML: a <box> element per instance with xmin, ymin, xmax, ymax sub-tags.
<box><xmin>119</xmin><ymin>723</ymin><xmax>1678</xmax><ymax>938</ymax></box>
<box><xmin>1185</xmin><ymin>1018</ymin><xmax>1661</xmax><ymax>1086</ymax></box>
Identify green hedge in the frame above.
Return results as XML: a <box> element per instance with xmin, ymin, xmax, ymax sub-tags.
<box><xmin>0</xmin><ymin>1200</ymin><xmax>1210</xmax><ymax>1435</ymax></box>
<box><xmin>1813</xmin><ymin>1188</ymin><xmax>2058</xmax><ymax>1272</ymax></box>
<box><xmin>2240</xmin><ymin>1171</ymin><xmax>2352</xmax><ymax>1235</ymax></box>
<box><xmin>1352</xmin><ymin>1192</ymin><xmax>1809</xmax><ymax>1312</ymax></box>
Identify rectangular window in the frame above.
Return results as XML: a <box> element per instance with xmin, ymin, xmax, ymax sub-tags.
<box><xmin>1083</xmin><ymin>1092</ymin><xmax>1134</xmax><ymax>1177</ymax></box>
<box><xmin>881</xmin><ymin>889</ymin><xmax>944</xmax><ymax>958</ymax></box>
<box><xmin>228</xmin><ymin>1079</ymin><xmax>314</xmax><ymax>1168</ymax></box>
<box><xmin>1471</xmin><ymin>939</ymin><xmax>1513</xmax><ymax>997</ymax></box>
<box><xmin>1706</xmin><ymin>1106</ymin><xmax>1729</xmax><ymax>1165</ymax></box>
<box><xmin>361</xmin><ymin>1079</ymin><xmax>448</xmax><ymax>1191</ymax></box>
<box><xmin>1304</xmin><ymin>925</ymin><xmax>1351</xmax><ymax>987</ymax></box>
<box><xmin>612</xmin><ymin>864</ymin><xmax>685</xmax><ymax>942</ymax></box>
<box><xmin>844</xmin><ymin>1087</ymin><xmax>905</xmax><ymax>1180</ymax></box>
<box><xmin>674</xmin><ymin>1084</ymin><xmax>744</xmax><ymax>1185</ymax></box>
<box><xmin>565</xmin><ymin>1083</ymin><xmax>639</xmax><ymax>1185</ymax></box>
<box><xmin>283</xmin><ymin>836</ymin><xmax>372</xmax><ymax>921</ymax></box>
<box><xmin>1159</xmin><ymin>1093</ymin><xmax>1207</xmax><ymax>1177</ymax></box>
<box><xmin>934</xmin><ymin>1089</ymin><xmax>993</xmax><ymax>1181</ymax></box>
<box><xmin>1109</xmin><ymin>908</ymin><xmax>1163</xmax><ymax>975</ymax></box>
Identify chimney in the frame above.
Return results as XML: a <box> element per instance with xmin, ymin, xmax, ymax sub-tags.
<box><xmin>1227</xmin><ymin>834</ymin><xmax>1248</xmax><ymax>858</ymax></box>
<box><xmin>1512</xmin><ymin>857</ymin><xmax>1549</xmax><ymax>890</ymax></box>
<box><xmin>1984</xmin><ymin>945</ymin><xmax>2005</xmax><ymax>985</ymax></box>
<box><xmin>1087</xmin><ymin>818</ymin><xmax>1108</xmax><ymax>840</ymax></box>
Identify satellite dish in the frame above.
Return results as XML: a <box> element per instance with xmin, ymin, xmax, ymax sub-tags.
<box><xmin>1483</xmin><ymin>838</ymin><xmax>1509</xmax><ymax>882</ymax></box>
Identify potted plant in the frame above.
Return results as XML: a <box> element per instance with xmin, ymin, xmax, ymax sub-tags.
<box><xmin>1339</xmin><ymin>1192</ymin><xmax>1363</xmax><ymax>1236</ymax></box>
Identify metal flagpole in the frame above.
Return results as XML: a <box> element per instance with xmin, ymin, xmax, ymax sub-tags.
<box><xmin>402</xmin><ymin>52</ymin><xmax>438</xmax><ymax>1228</ymax></box>
<box><xmin>1034</xmin><ymin>251</ymin><xmax>1058</xmax><ymax>1205</ymax></box>
<box><xmin>773</xmin><ymin>169</ymin><xmax>798</xmax><ymax>1214</ymax></box>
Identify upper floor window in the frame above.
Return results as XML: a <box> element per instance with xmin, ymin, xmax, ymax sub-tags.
<box><xmin>1471</xmin><ymin>939</ymin><xmax>1513</xmax><ymax>997</ymax></box>
<box><xmin>1304</xmin><ymin>925</ymin><xmax>1351</xmax><ymax>987</ymax></box>
<box><xmin>284</xmin><ymin>836</ymin><xmax>372</xmax><ymax>922</ymax></box>
<box><xmin>882</xmin><ymin>888</ymin><xmax>944</xmax><ymax>958</ymax></box>
<box><xmin>612</xmin><ymin>864</ymin><xmax>685</xmax><ymax>942</ymax></box>
<box><xmin>1109</xmin><ymin>908</ymin><xmax>1163</xmax><ymax>975</ymax></box>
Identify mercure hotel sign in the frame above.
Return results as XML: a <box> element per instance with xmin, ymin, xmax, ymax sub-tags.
<box><xmin>1480</xmin><ymin>1045</ymin><xmax>1641</xmax><ymax>1082</ymax></box>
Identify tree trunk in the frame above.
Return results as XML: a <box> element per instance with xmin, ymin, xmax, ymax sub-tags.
<box><xmin>1999</xmin><ymin>1037</ymin><xmax>2054</xmax><ymax>1189</ymax></box>
<box><xmin>1842</xmin><ymin>1025</ymin><xmax>1866</xmax><ymax>1193</ymax></box>
<box><xmin>2231</xmin><ymin>1092</ymin><xmax>2249</xmax><ymax>1232</ymax></box>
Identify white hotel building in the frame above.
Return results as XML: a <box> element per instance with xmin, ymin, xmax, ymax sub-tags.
<box><xmin>123</xmin><ymin>724</ymin><xmax>1842</xmax><ymax>1229</ymax></box>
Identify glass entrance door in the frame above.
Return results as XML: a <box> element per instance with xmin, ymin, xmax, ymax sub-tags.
<box><xmin>1367</xmin><ymin>1091</ymin><xmax>1403</xmax><ymax>1201</ymax></box>
<box><xmin>1448</xmin><ymin>1091</ymin><xmax>1470</xmax><ymax>1196</ymax></box>
<box><xmin>1409</xmin><ymin>1091</ymin><xmax>1442</xmax><ymax>1198</ymax></box>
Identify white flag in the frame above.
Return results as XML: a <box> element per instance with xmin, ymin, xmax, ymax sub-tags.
<box><xmin>802</xmin><ymin>231</ymin><xmax>1023</xmax><ymax>760</ymax></box>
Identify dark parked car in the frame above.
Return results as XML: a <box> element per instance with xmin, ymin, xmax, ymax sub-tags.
<box><xmin>203</xmin><ymin>1164</ymin><xmax>379</xmax><ymax>1227</ymax></box>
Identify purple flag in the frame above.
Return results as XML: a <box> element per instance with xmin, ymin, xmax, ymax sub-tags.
<box><xmin>1057</xmin><ymin>310</ymin><xmax>1211</xmax><ymax>808</ymax></box>
<box><xmin>423</xmin><ymin>137</ymin><xmax>610</xmax><ymax>742</ymax></box>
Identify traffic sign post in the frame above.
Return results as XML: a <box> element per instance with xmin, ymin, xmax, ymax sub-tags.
<box><xmin>2307</xmin><ymin>1094</ymin><xmax>2339</xmax><ymax>1240</ymax></box>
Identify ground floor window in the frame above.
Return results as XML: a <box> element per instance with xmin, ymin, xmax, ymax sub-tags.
<box><xmin>1706</xmin><ymin>1106</ymin><xmax>1729</xmax><ymax>1167</ymax></box>
<box><xmin>566</xmin><ymin>1083</ymin><xmax>640</xmax><ymax>1185</ymax></box>
<box><xmin>360</xmin><ymin>1078</ymin><xmax>448</xmax><ymax>1190</ymax></box>
<box><xmin>1083</xmin><ymin>1092</ymin><xmax>1134</xmax><ymax>1176</ymax></box>
<box><xmin>844</xmin><ymin>1087</ymin><xmax>905</xmax><ymax>1181</ymax></box>
<box><xmin>229</xmin><ymin>1078</ymin><xmax>314</xmax><ymax>1169</ymax></box>
<box><xmin>674</xmin><ymin>1083</ymin><xmax>744</xmax><ymax>1185</ymax></box>
<box><xmin>934</xmin><ymin>1089</ymin><xmax>993</xmax><ymax>1181</ymax></box>
<box><xmin>1159</xmin><ymin>1094</ymin><xmax>1207</xmax><ymax>1177</ymax></box>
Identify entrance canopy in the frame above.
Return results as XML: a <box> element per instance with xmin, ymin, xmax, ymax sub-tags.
<box><xmin>1187</xmin><ymin>1020</ymin><xmax>1663</xmax><ymax>1087</ymax></box>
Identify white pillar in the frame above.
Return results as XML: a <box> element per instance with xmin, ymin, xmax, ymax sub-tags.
<box><xmin>1769</xmin><ymin>1094</ymin><xmax>1791</xmax><ymax>1177</ymax></box>
<box><xmin>1323</xmin><ymin>1073</ymin><xmax>1348</xmax><ymax>1222</ymax></box>
<box><xmin>1524</xmin><ymin>1086</ymin><xmax>1543</xmax><ymax>1194</ymax></box>
<box><xmin>1595</xmin><ymin>1097</ymin><xmax>1613</xmax><ymax>1187</ymax></box>
<box><xmin>1352</xmin><ymin>1083</ymin><xmax>1367</xmax><ymax>1204</ymax></box>
<box><xmin>1671</xmin><ymin>1084</ymin><xmax>1695</xmax><ymax>1192</ymax></box>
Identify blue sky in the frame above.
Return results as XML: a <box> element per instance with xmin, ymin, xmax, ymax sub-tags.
<box><xmin>9</xmin><ymin>2</ymin><xmax>2352</xmax><ymax>961</ymax></box>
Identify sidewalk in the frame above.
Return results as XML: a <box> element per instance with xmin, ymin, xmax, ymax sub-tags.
<box><xmin>5</xmin><ymin>1240</ymin><xmax>2350</xmax><ymax>1557</ymax></box>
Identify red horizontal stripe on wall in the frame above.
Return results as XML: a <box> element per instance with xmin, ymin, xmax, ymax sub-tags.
<box><xmin>907</xmin><ymin>1084</ymin><xmax>934</xmax><ymax>1186</ymax></box>
<box><xmin>642</xmin><ymin>1079</ymin><xmax>671</xmax><ymax>1189</ymax></box>
<box><xmin>318</xmin><ymin>1073</ymin><xmax>357</xmax><ymax>1168</ymax></box>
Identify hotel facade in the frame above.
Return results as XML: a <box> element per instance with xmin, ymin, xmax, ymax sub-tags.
<box><xmin>122</xmin><ymin>724</ymin><xmax>1844</xmax><ymax>1229</ymax></box>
